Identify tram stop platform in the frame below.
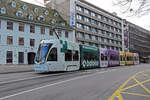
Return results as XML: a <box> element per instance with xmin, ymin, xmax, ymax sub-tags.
<box><xmin>109</xmin><ymin>69</ymin><xmax>150</xmax><ymax>100</ymax></box>
<box><xmin>0</xmin><ymin>64</ymin><xmax>34</xmax><ymax>74</ymax></box>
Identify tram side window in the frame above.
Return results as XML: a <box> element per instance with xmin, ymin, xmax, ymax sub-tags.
<box><xmin>101</xmin><ymin>54</ymin><xmax>104</xmax><ymax>61</ymax></box>
<box><xmin>127</xmin><ymin>56</ymin><xmax>133</xmax><ymax>61</ymax></box>
<box><xmin>110</xmin><ymin>54</ymin><xmax>119</xmax><ymax>61</ymax></box>
<box><xmin>120</xmin><ymin>55</ymin><xmax>124</xmax><ymax>61</ymax></box>
<box><xmin>65</xmin><ymin>50</ymin><xmax>72</xmax><ymax>61</ymax></box>
<box><xmin>84</xmin><ymin>52</ymin><xmax>98</xmax><ymax>61</ymax></box>
<box><xmin>105</xmin><ymin>56</ymin><xmax>107</xmax><ymax>61</ymax></box>
<box><xmin>47</xmin><ymin>48</ymin><xmax>57</xmax><ymax>61</ymax></box>
<box><xmin>73</xmin><ymin>51</ymin><xmax>79</xmax><ymax>61</ymax></box>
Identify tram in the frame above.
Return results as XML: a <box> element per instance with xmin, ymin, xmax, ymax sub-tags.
<box><xmin>34</xmin><ymin>39</ymin><xmax>80</xmax><ymax>72</ymax></box>
<box><xmin>107</xmin><ymin>50</ymin><xmax>120</xmax><ymax>67</ymax></box>
<box><xmin>34</xmin><ymin>39</ymin><xmax>139</xmax><ymax>72</ymax></box>
<box><xmin>120</xmin><ymin>51</ymin><xmax>126</xmax><ymax>66</ymax></box>
<box><xmin>99</xmin><ymin>48</ymin><xmax>108</xmax><ymax>68</ymax></box>
<box><xmin>125</xmin><ymin>52</ymin><xmax>134</xmax><ymax>65</ymax></box>
<box><xmin>133</xmin><ymin>53</ymin><xmax>139</xmax><ymax>65</ymax></box>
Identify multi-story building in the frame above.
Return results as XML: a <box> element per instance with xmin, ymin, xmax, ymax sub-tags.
<box><xmin>46</xmin><ymin>0</ymin><xmax>123</xmax><ymax>51</ymax></box>
<box><xmin>0</xmin><ymin>0</ymin><xmax>75</xmax><ymax>64</ymax></box>
<box><xmin>128</xmin><ymin>22</ymin><xmax>150</xmax><ymax>59</ymax></box>
<box><xmin>122</xmin><ymin>19</ymin><xmax>129</xmax><ymax>52</ymax></box>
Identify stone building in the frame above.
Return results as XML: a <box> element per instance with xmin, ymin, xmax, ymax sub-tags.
<box><xmin>0</xmin><ymin>0</ymin><xmax>75</xmax><ymax>64</ymax></box>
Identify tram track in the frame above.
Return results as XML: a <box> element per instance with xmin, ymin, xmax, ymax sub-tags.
<box><xmin>0</xmin><ymin>69</ymin><xmax>99</xmax><ymax>98</ymax></box>
<box><xmin>0</xmin><ymin>71</ymin><xmax>78</xmax><ymax>85</ymax></box>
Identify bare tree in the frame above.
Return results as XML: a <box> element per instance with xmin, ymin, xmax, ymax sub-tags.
<box><xmin>113</xmin><ymin>0</ymin><xmax>150</xmax><ymax>16</ymax></box>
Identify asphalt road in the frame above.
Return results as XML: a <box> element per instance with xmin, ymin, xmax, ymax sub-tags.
<box><xmin>0</xmin><ymin>64</ymin><xmax>150</xmax><ymax>100</ymax></box>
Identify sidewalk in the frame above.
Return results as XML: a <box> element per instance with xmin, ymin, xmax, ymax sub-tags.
<box><xmin>0</xmin><ymin>64</ymin><xmax>34</xmax><ymax>74</ymax></box>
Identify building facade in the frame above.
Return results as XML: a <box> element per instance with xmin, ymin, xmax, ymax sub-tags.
<box><xmin>0</xmin><ymin>0</ymin><xmax>75</xmax><ymax>64</ymax></box>
<box><xmin>128</xmin><ymin>22</ymin><xmax>150</xmax><ymax>59</ymax></box>
<box><xmin>46</xmin><ymin>0</ymin><xmax>123</xmax><ymax>51</ymax></box>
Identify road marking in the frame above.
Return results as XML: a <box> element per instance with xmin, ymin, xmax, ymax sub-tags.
<box><xmin>108</xmin><ymin>69</ymin><xmax>150</xmax><ymax>100</ymax></box>
<box><xmin>142</xmin><ymin>73</ymin><xmax>150</xmax><ymax>78</ymax></box>
<box><xmin>0</xmin><ymin>71</ymin><xmax>81</xmax><ymax>85</ymax></box>
<box><xmin>0</xmin><ymin>69</ymin><xmax>116</xmax><ymax>100</ymax></box>
<box><xmin>133</xmin><ymin>78</ymin><xmax>150</xmax><ymax>94</ymax></box>
<box><xmin>0</xmin><ymin>73</ymin><xmax>62</xmax><ymax>85</ymax></box>
<box><xmin>122</xmin><ymin>78</ymin><xmax>150</xmax><ymax>91</ymax></box>
<box><xmin>121</xmin><ymin>92</ymin><xmax>150</xmax><ymax>98</ymax></box>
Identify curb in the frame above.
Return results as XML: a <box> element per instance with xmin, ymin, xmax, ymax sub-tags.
<box><xmin>0</xmin><ymin>70</ymin><xmax>34</xmax><ymax>74</ymax></box>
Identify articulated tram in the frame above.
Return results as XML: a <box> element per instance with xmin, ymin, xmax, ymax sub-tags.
<box><xmin>120</xmin><ymin>51</ymin><xmax>126</xmax><ymax>66</ymax></box>
<box><xmin>125</xmin><ymin>52</ymin><xmax>134</xmax><ymax>65</ymax></box>
<box><xmin>34</xmin><ymin>39</ymin><xmax>139</xmax><ymax>72</ymax></box>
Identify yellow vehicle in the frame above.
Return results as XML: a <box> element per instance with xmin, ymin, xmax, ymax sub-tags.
<box><xmin>120</xmin><ymin>51</ymin><xmax>126</xmax><ymax>66</ymax></box>
<box><xmin>125</xmin><ymin>52</ymin><xmax>134</xmax><ymax>65</ymax></box>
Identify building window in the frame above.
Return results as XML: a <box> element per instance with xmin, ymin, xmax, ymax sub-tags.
<box><xmin>6</xmin><ymin>51</ymin><xmax>13</xmax><ymax>63</ymax></box>
<box><xmin>30</xmin><ymin>25</ymin><xmax>35</xmax><ymax>33</ymax></box>
<box><xmin>76</xmin><ymin>6</ymin><xmax>82</xmax><ymax>12</ymax></box>
<box><xmin>18</xmin><ymin>37</ymin><xmax>24</xmax><ymax>45</ymax></box>
<box><xmin>89</xmin><ymin>34</ymin><xmax>92</xmax><ymax>40</ymax></box>
<box><xmin>7</xmin><ymin>21</ymin><xmax>13</xmax><ymax>30</ymax></box>
<box><xmin>84</xmin><ymin>25</ymin><xmax>90</xmax><ymax>31</ymax></box>
<box><xmin>98</xmin><ymin>30</ymin><xmax>102</xmax><ymax>34</ymax></box>
<box><xmin>41</xmin><ymin>27</ymin><xmax>45</xmax><ymax>34</ymax></box>
<box><xmin>91</xmin><ymin>12</ymin><xmax>96</xmax><ymax>17</ymax></box>
<box><xmin>38</xmin><ymin>15</ymin><xmax>45</xmax><ymax>21</ymax></box>
<box><xmin>65</xmin><ymin>31</ymin><xmax>69</xmax><ymax>38</ymax></box>
<box><xmin>30</xmin><ymin>39</ymin><xmax>35</xmax><ymax>47</ymax></box>
<box><xmin>16</xmin><ymin>11</ymin><xmax>24</xmax><ymax>17</ymax></box>
<box><xmin>77</xmin><ymin>23</ymin><xmax>83</xmax><ymax>29</ymax></box>
<box><xmin>28</xmin><ymin>14</ymin><xmax>33</xmax><ymax>20</ymax></box>
<box><xmin>84</xmin><ymin>9</ymin><xmax>90</xmax><ymax>15</ymax></box>
<box><xmin>19</xmin><ymin>23</ymin><xmax>24</xmax><ymax>32</ymax></box>
<box><xmin>96</xmin><ymin>36</ymin><xmax>98</xmax><ymax>40</ymax></box>
<box><xmin>97</xmin><ymin>15</ymin><xmax>102</xmax><ymax>20</ymax></box>
<box><xmin>103</xmin><ymin>17</ymin><xmax>107</xmax><ymax>22</ymax></box>
<box><xmin>91</xmin><ymin>27</ymin><xmax>97</xmax><ymax>33</ymax></box>
<box><xmin>81</xmin><ymin>33</ymin><xmax>85</xmax><ymax>38</ymax></box>
<box><xmin>7</xmin><ymin>36</ymin><xmax>13</xmax><ymax>45</ymax></box>
<box><xmin>91</xmin><ymin>19</ymin><xmax>97</xmax><ymax>25</ymax></box>
<box><xmin>84</xmin><ymin>17</ymin><xmax>90</xmax><ymax>23</ymax></box>
<box><xmin>49</xmin><ymin>29</ymin><xmax>54</xmax><ymax>36</ymax></box>
<box><xmin>77</xmin><ymin>14</ymin><xmax>82</xmax><ymax>20</ymax></box>
<box><xmin>18</xmin><ymin>52</ymin><xmax>24</xmax><ymax>64</ymax></box>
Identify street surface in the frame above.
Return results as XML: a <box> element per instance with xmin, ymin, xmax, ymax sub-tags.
<box><xmin>0</xmin><ymin>64</ymin><xmax>149</xmax><ymax>100</ymax></box>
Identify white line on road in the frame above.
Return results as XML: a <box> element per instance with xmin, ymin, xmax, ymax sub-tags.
<box><xmin>0</xmin><ymin>69</ymin><xmax>116</xmax><ymax>100</ymax></box>
<box><xmin>0</xmin><ymin>72</ymin><xmax>72</xmax><ymax>85</ymax></box>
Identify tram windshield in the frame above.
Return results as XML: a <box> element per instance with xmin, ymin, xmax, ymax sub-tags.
<box><xmin>35</xmin><ymin>43</ymin><xmax>52</xmax><ymax>63</ymax></box>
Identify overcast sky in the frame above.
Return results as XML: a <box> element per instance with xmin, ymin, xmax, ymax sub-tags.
<box><xmin>22</xmin><ymin>0</ymin><xmax>150</xmax><ymax>30</ymax></box>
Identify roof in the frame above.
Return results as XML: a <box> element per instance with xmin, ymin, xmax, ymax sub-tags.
<box><xmin>0</xmin><ymin>0</ymin><xmax>71</xmax><ymax>29</ymax></box>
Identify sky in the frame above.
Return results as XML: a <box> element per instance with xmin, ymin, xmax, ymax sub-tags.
<box><xmin>21</xmin><ymin>0</ymin><xmax>150</xmax><ymax>31</ymax></box>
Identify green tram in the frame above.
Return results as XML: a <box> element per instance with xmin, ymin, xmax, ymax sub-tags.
<box><xmin>80</xmin><ymin>45</ymin><xmax>99</xmax><ymax>69</ymax></box>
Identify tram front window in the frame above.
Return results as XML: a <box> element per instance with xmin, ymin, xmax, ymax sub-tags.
<box><xmin>35</xmin><ymin>43</ymin><xmax>52</xmax><ymax>63</ymax></box>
